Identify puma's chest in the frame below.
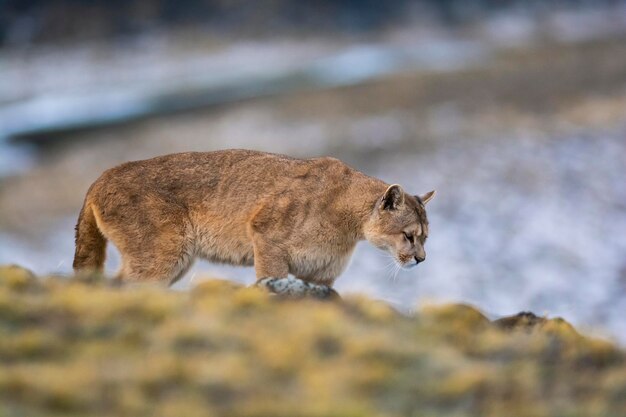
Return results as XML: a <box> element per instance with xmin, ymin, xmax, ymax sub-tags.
<box><xmin>288</xmin><ymin>243</ymin><xmax>356</xmax><ymax>284</ymax></box>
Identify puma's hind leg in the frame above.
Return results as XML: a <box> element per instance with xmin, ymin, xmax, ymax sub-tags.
<box><xmin>115</xmin><ymin>229</ymin><xmax>195</xmax><ymax>286</ymax></box>
<box><xmin>116</xmin><ymin>249</ymin><xmax>194</xmax><ymax>286</ymax></box>
<box><xmin>95</xmin><ymin>197</ymin><xmax>195</xmax><ymax>286</ymax></box>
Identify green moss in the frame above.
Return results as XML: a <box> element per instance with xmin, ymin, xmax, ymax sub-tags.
<box><xmin>0</xmin><ymin>265</ymin><xmax>624</xmax><ymax>417</ymax></box>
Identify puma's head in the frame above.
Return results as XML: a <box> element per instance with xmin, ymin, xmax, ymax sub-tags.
<box><xmin>364</xmin><ymin>184</ymin><xmax>435</xmax><ymax>269</ymax></box>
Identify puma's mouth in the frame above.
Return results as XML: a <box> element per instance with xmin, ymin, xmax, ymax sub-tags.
<box><xmin>399</xmin><ymin>260</ymin><xmax>419</xmax><ymax>270</ymax></box>
<box><xmin>397</xmin><ymin>255</ymin><xmax>423</xmax><ymax>270</ymax></box>
<box><xmin>395</xmin><ymin>256</ymin><xmax>416</xmax><ymax>270</ymax></box>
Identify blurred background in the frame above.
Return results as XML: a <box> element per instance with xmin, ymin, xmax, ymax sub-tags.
<box><xmin>1</xmin><ymin>1</ymin><xmax>625</xmax><ymax>342</ymax></box>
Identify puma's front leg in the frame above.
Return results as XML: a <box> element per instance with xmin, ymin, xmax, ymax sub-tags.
<box><xmin>252</xmin><ymin>242</ymin><xmax>340</xmax><ymax>300</ymax></box>
<box><xmin>247</xmin><ymin>209</ymin><xmax>339</xmax><ymax>300</ymax></box>
<box><xmin>250</xmin><ymin>233</ymin><xmax>289</xmax><ymax>280</ymax></box>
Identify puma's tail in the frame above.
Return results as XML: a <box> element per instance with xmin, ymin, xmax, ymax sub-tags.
<box><xmin>73</xmin><ymin>201</ymin><xmax>106</xmax><ymax>272</ymax></box>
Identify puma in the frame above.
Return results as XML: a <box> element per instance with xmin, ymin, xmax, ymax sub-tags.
<box><xmin>73</xmin><ymin>150</ymin><xmax>435</xmax><ymax>296</ymax></box>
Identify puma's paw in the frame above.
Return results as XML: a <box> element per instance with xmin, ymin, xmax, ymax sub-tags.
<box><xmin>256</xmin><ymin>277</ymin><xmax>339</xmax><ymax>300</ymax></box>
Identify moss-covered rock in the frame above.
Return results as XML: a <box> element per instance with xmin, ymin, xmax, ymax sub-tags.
<box><xmin>0</xmin><ymin>266</ymin><xmax>624</xmax><ymax>417</ymax></box>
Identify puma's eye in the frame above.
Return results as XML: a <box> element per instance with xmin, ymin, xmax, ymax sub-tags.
<box><xmin>403</xmin><ymin>232</ymin><xmax>412</xmax><ymax>242</ymax></box>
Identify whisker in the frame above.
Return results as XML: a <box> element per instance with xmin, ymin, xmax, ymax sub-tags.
<box><xmin>393</xmin><ymin>264</ymin><xmax>402</xmax><ymax>283</ymax></box>
<box><xmin>377</xmin><ymin>258</ymin><xmax>397</xmax><ymax>273</ymax></box>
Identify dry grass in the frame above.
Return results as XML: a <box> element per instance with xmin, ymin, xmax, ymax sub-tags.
<box><xmin>0</xmin><ymin>265</ymin><xmax>624</xmax><ymax>417</ymax></box>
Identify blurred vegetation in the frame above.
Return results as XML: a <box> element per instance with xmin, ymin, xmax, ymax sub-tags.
<box><xmin>0</xmin><ymin>264</ymin><xmax>624</xmax><ymax>417</ymax></box>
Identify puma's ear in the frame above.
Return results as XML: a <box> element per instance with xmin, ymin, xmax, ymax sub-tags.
<box><xmin>381</xmin><ymin>184</ymin><xmax>405</xmax><ymax>210</ymax></box>
<box><xmin>417</xmin><ymin>190</ymin><xmax>436</xmax><ymax>205</ymax></box>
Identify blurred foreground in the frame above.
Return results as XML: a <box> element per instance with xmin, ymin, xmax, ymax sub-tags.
<box><xmin>1</xmin><ymin>265</ymin><xmax>625</xmax><ymax>417</ymax></box>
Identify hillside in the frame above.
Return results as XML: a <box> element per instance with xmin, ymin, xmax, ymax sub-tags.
<box><xmin>1</xmin><ymin>265</ymin><xmax>624</xmax><ymax>417</ymax></box>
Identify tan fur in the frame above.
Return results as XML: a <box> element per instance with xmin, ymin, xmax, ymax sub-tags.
<box><xmin>73</xmin><ymin>150</ymin><xmax>434</xmax><ymax>286</ymax></box>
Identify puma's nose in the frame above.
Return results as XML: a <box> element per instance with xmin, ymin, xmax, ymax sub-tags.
<box><xmin>414</xmin><ymin>255</ymin><xmax>425</xmax><ymax>264</ymax></box>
